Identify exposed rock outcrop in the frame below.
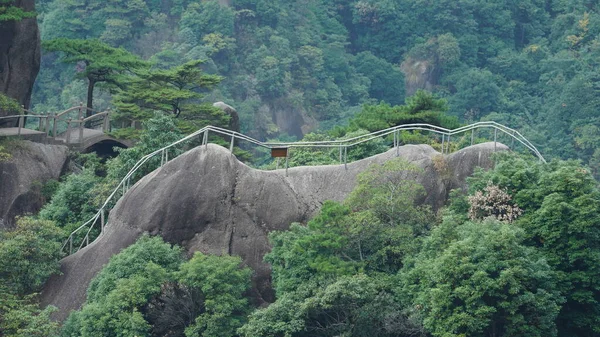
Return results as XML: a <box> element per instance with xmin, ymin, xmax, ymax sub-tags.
<box><xmin>0</xmin><ymin>0</ymin><xmax>41</xmax><ymax>111</ymax></box>
<box><xmin>41</xmin><ymin>142</ymin><xmax>507</xmax><ymax>320</ymax></box>
<box><xmin>400</xmin><ymin>58</ymin><xmax>439</xmax><ymax>96</ymax></box>
<box><xmin>0</xmin><ymin>141</ymin><xmax>68</xmax><ymax>228</ymax></box>
<box><xmin>213</xmin><ymin>101</ymin><xmax>240</xmax><ymax>133</ymax></box>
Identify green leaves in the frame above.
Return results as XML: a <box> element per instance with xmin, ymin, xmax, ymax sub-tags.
<box><xmin>404</xmin><ymin>219</ymin><xmax>561</xmax><ymax>337</ymax></box>
<box><xmin>463</xmin><ymin>153</ymin><xmax>600</xmax><ymax>335</ymax></box>
<box><xmin>113</xmin><ymin>59</ymin><xmax>226</xmax><ymax>130</ymax></box>
<box><xmin>0</xmin><ymin>218</ymin><xmax>63</xmax><ymax>337</ymax></box>
<box><xmin>62</xmin><ymin>235</ymin><xmax>252</xmax><ymax>337</ymax></box>
<box><xmin>179</xmin><ymin>253</ymin><xmax>251</xmax><ymax>337</ymax></box>
<box><xmin>0</xmin><ymin>218</ymin><xmax>63</xmax><ymax>295</ymax></box>
<box><xmin>0</xmin><ymin>1</ymin><xmax>36</xmax><ymax>21</ymax></box>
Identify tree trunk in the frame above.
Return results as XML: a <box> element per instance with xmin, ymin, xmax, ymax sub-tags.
<box><xmin>86</xmin><ymin>78</ymin><xmax>95</xmax><ymax>118</ymax></box>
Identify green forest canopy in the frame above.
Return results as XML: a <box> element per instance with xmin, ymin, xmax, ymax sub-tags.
<box><xmin>4</xmin><ymin>1</ymin><xmax>600</xmax><ymax>336</ymax></box>
<box><xmin>32</xmin><ymin>0</ymin><xmax>600</xmax><ymax>175</ymax></box>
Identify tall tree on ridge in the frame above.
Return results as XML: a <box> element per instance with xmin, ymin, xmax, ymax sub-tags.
<box><xmin>43</xmin><ymin>38</ymin><xmax>148</xmax><ymax>116</ymax></box>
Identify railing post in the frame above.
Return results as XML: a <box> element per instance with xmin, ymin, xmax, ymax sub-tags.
<box><xmin>494</xmin><ymin>128</ymin><xmax>497</xmax><ymax>152</ymax></box>
<box><xmin>17</xmin><ymin>115</ymin><xmax>23</xmax><ymax>136</ymax></box>
<box><xmin>79</xmin><ymin>118</ymin><xmax>84</xmax><ymax>147</ymax></box>
<box><xmin>69</xmin><ymin>236</ymin><xmax>73</xmax><ymax>255</ymax></box>
<box><xmin>66</xmin><ymin>119</ymin><xmax>72</xmax><ymax>144</ymax></box>
<box><xmin>203</xmin><ymin>129</ymin><xmax>208</xmax><ymax>148</ymax></box>
<box><xmin>441</xmin><ymin>134</ymin><xmax>445</xmax><ymax>154</ymax></box>
<box><xmin>396</xmin><ymin>130</ymin><xmax>400</xmax><ymax>157</ymax></box>
<box><xmin>344</xmin><ymin>146</ymin><xmax>348</xmax><ymax>170</ymax></box>
<box><xmin>104</xmin><ymin>109</ymin><xmax>111</xmax><ymax>133</ymax></box>
<box><xmin>52</xmin><ymin>113</ymin><xmax>57</xmax><ymax>138</ymax></box>
<box><xmin>230</xmin><ymin>134</ymin><xmax>235</xmax><ymax>153</ymax></box>
<box><xmin>101</xmin><ymin>209</ymin><xmax>105</xmax><ymax>234</ymax></box>
<box><xmin>38</xmin><ymin>116</ymin><xmax>43</xmax><ymax>131</ymax></box>
<box><xmin>511</xmin><ymin>130</ymin><xmax>515</xmax><ymax>149</ymax></box>
<box><xmin>44</xmin><ymin>116</ymin><xmax>50</xmax><ymax>134</ymax></box>
<box><xmin>165</xmin><ymin>148</ymin><xmax>168</xmax><ymax>162</ymax></box>
<box><xmin>471</xmin><ymin>129</ymin><xmax>475</xmax><ymax>146</ymax></box>
<box><xmin>161</xmin><ymin>149</ymin><xmax>165</xmax><ymax>166</ymax></box>
<box><xmin>339</xmin><ymin>145</ymin><xmax>342</xmax><ymax>163</ymax></box>
<box><xmin>447</xmin><ymin>135</ymin><xmax>451</xmax><ymax>154</ymax></box>
<box><xmin>285</xmin><ymin>148</ymin><xmax>289</xmax><ymax>177</ymax></box>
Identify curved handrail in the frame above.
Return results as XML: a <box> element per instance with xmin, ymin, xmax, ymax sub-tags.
<box><xmin>54</xmin><ymin>105</ymin><xmax>103</xmax><ymax>119</ymax></box>
<box><xmin>61</xmin><ymin>121</ymin><xmax>546</xmax><ymax>255</ymax></box>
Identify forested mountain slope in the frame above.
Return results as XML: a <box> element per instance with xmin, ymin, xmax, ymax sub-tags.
<box><xmin>33</xmin><ymin>0</ymin><xmax>600</xmax><ymax>174</ymax></box>
<box><xmin>41</xmin><ymin>141</ymin><xmax>502</xmax><ymax>321</ymax></box>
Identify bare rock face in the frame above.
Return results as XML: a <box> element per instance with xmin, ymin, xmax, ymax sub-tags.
<box><xmin>0</xmin><ymin>141</ymin><xmax>68</xmax><ymax>228</ymax></box>
<box><xmin>41</xmin><ymin>142</ymin><xmax>506</xmax><ymax>320</ymax></box>
<box><xmin>0</xmin><ymin>0</ymin><xmax>41</xmax><ymax>112</ymax></box>
<box><xmin>213</xmin><ymin>101</ymin><xmax>240</xmax><ymax>133</ymax></box>
<box><xmin>400</xmin><ymin>58</ymin><xmax>439</xmax><ymax>97</ymax></box>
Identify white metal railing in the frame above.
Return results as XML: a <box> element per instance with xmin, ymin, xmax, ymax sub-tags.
<box><xmin>0</xmin><ymin>104</ymin><xmax>113</xmax><ymax>147</ymax></box>
<box><xmin>61</xmin><ymin>121</ymin><xmax>545</xmax><ymax>255</ymax></box>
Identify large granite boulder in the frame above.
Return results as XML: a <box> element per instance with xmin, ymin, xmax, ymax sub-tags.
<box><xmin>42</xmin><ymin>142</ymin><xmax>507</xmax><ymax>320</ymax></box>
<box><xmin>0</xmin><ymin>0</ymin><xmax>40</xmax><ymax>112</ymax></box>
<box><xmin>0</xmin><ymin>141</ymin><xmax>68</xmax><ymax>228</ymax></box>
<box><xmin>213</xmin><ymin>101</ymin><xmax>240</xmax><ymax>133</ymax></box>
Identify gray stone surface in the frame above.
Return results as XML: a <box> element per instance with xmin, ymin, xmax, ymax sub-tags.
<box><xmin>41</xmin><ymin>142</ymin><xmax>506</xmax><ymax>320</ymax></box>
<box><xmin>0</xmin><ymin>0</ymin><xmax>40</xmax><ymax>111</ymax></box>
<box><xmin>213</xmin><ymin>101</ymin><xmax>240</xmax><ymax>133</ymax></box>
<box><xmin>0</xmin><ymin>141</ymin><xmax>68</xmax><ymax>228</ymax></box>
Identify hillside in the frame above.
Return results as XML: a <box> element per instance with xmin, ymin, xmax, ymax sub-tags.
<box><xmin>41</xmin><ymin>141</ymin><xmax>503</xmax><ymax>320</ymax></box>
<box><xmin>32</xmin><ymin>0</ymin><xmax>600</xmax><ymax>176</ymax></box>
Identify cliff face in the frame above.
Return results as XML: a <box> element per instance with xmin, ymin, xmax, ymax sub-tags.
<box><xmin>0</xmin><ymin>0</ymin><xmax>41</xmax><ymax>112</ymax></box>
<box><xmin>0</xmin><ymin>141</ymin><xmax>68</xmax><ymax>228</ymax></box>
<box><xmin>41</xmin><ymin>142</ymin><xmax>506</xmax><ymax>320</ymax></box>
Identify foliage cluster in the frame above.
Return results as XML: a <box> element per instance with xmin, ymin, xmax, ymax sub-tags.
<box><xmin>0</xmin><ymin>0</ymin><xmax>36</xmax><ymax>21</ymax></box>
<box><xmin>61</xmin><ymin>235</ymin><xmax>252</xmax><ymax>337</ymax></box>
<box><xmin>31</xmin><ymin>0</ymin><xmax>600</xmax><ymax>178</ymax></box>
<box><xmin>0</xmin><ymin>217</ymin><xmax>64</xmax><ymax>337</ymax></box>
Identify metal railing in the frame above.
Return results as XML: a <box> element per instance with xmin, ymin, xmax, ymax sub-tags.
<box><xmin>0</xmin><ymin>114</ymin><xmax>53</xmax><ymax>135</ymax></box>
<box><xmin>61</xmin><ymin>121</ymin><xmax>545</xmax><ymax>255</ymax></box>
<box><xmin>0</xmin><ymin>104</ymin><xmax>112</xmax><ymax>147</ymax></box>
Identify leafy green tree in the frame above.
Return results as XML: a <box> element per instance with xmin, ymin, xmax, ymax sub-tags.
<box><xmin>176</xmin><ymin>253</ymin><xmax>251</xmax><ymax>337</ymax></box>
<box><xmin>346</xmin><ymin>158</ymin><xmax>432</xmax><ymax>229</ymax></box>
<box><xmin>42</xmin><ymin>38</ymin><xmax>149</xmax><ymax>115</ymax></box>
<box><xmin>348</xmin><ymin>90</ymin><xmax>459</xmax><ymax>133</ymax></box>
<box><xmin>61</xmin><ymin>235</ymin><xmax>184</xmax><ymax>337</ymax></box>
<box><xmin>446</xmin><ymin>68</ymin><xmax>503</xmax><ymax>121</ymax></box>
<box><xmin>0</xmin><ymin>0</ymin><xmax>36</xmax><ymax>21</ymax></box>
<box><xmin>240</xmin><ymin>274</ymin><xmax>420</xmax><ymax>337</ymax></box>
<box><xmin>112</xmin><ymin>59</ymin><xmax>227</xmax><ymax>132</ymax></box>
<box><xmin>353</xmin><ymin>51</ymin><xmax>405</xmax><ymax>105</ymax></box>
<box><xmin>0</xmin><ymin>217</ymin><xmax>62</xmax><ymax>337</ymax></box>
<box><xmin>465</xmin><ymin>153</ymin><xmax>600</xmax><ymax>336</ymax></box>
<box><xmin>38</xmin><ymin>168</ymin><xmax>102</xmax><ymax>234</ymax></box>
<box><xmin>403</xmin><ymin>219</ymin><xmax>561</xmax><ymax>337</ymax></box>
<box><xmin>0</xmin><ymin>289</ymin><xmax>59</xmax><ymax>337</ymax></box>
<box><xmin>0</xmin><ymin>217</ymin><xmax>64</xmax><ymax>295</ymax></box>
<box><xmin>0</xmin><ymin>92</ymin><xmax>21</xmax><ymax>115</ymax></box>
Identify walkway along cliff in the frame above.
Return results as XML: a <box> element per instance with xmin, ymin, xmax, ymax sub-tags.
<box><xmin>42</xmin><ymin>140</ymin><xmax>510</xmax><ymax>320</ymax></box>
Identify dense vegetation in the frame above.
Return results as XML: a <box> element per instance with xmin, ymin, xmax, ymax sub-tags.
<box><xmin>3</xmin><ymin>1</ymin><xmax>600</xmax><ymax>336</ymax></box>
<box><xmin>31</xmin><ymin>0</ymin><xmax>600</xmax><ymax>175</ymax></box>
<box><xmin>4</xmin><ymin>153</ymin><xmax>600</xmax><ymax>336</ymax></box>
